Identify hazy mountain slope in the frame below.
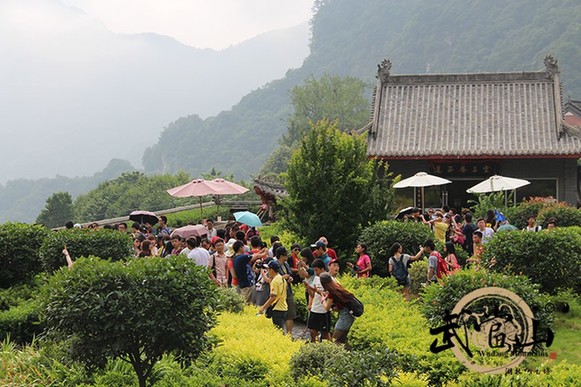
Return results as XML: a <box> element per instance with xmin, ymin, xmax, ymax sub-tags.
<box><xmin>0</xmin><ymin>0</ymin><xmax>310</xmax><ymax>182</ymax></box>
<box><xmin>0</xmin><ymin>159</ymin><xmax>135</xmax><ymax>223</ymax></box>
<box><xmin>142</xmin><ymin>0</ymin><xmax>581</xmax><ymax>180</ymax></box>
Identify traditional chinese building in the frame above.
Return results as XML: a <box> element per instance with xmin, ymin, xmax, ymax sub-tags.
<box><xmin>253</xmin><ymin>178</ymin><xmax>287</xmax><ymax>221</ymax></box>
<box><xmin>364</xmin><ymin>56</ymin><xmax>581</xmax><ymax>208</ymax></box>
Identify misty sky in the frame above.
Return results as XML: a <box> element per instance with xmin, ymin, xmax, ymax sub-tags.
<box><xmin>0</xmin><ymin>0</ymin><xmax>313</xmax><ymax>183</ymax></box>
<box><xmin>61</xmin><ymin>0</ymin><xmax>314</xmax><ymax>49</ymax></box>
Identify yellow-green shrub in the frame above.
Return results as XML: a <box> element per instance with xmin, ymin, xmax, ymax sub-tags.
<box><xmin>338</xmin><ymin>276</ymin><xmax>465</xmax><ymax>385</ymax></box>
<box><xmin>209</xmin><ymin>307</ymin><xmax>303</xmax><ymax>385</ymax></box>
<box><xmin>446</xmin><ymin>361</ymin><xmax>581</xmax><ymax>386</ymax></box>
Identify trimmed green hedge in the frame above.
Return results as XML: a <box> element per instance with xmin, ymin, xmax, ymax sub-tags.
<box><xmin>359</xmin><ymin>221</ymin><xmax>434</xmax><ymax>277</ymax></box>
<box><xmin>290</xmin><ymin>341</ymin><xmax>398</xmax><ymax>386</ymax></box>
<box><xmin>39</xmin><ymin>229</ymin><xmax>133</xmax><ymax>272</ymax></box>
<box><xmin>0</xmin><ymin>223</ymin><xmax>48</xmax><ymax>288</ymax></box>
<box><xmin>482</xmin><ymin>227</ymin><xmax>581</xmax><ymax>294</ymax></box>
<box><xmin>537</xmin><ymin>206</ymin><xmax>581</xmax><ymax>228</ymax></box>
<box><xmin>504</xmin><ymin>199</ymin><xmax>557</xmax><ymax>229</ymax></box>
<box><xmin>421</xmin><ymin>268</ymin><xmax>553</xmax><ymax>340</ymax></box>
<box><xmin>0</xmin><ymin>297</ymin><xmax>43</xmax><ymax>344</ymax></box>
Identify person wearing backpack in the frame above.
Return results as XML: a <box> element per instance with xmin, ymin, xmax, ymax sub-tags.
<box><xmin>320</xmin><ymin>272</ymin><xmax>360</xmax><ymax>349</ymax></box>
<box><xmin>388</xmin><ymin>242</ymin><xmax>424</xmax><ymax>301</ymax></box>
<box><xmin>424</xmin><ymin>239</ymin><xmax>448</xmax><ymax>283</ymax></box>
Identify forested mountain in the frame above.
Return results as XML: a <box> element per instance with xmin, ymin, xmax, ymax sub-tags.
<box><xmin>143</xmin><ymin>0</ymin><xmax>581</xmax><ymax>179</ymax></box>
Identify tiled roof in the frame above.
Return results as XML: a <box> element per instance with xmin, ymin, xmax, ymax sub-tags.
<box><xmin>253</xmin><ymin>178</ymin><xmax>287</xmax><ymax>198</ymax></box>
<box><xmin>367</xmin><ymin>58</ymin><xmax>581</xmax><ymax>158</ymax></box>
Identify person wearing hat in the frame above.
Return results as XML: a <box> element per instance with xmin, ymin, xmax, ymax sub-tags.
<box><xmin>311</xmin><ymin>241</ymin><xmax>330</xmax><ymax>270</ymax></box>
<box><xmin>258</xmin><ymin>260</ymin><xmax>288</xmax><ymax>331</ymax></box>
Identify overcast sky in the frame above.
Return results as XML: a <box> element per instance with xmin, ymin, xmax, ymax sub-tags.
<box><xmin>60</xmin><ymin>0</ymin><xmax>315</xmax><ymax>50</ymax></box>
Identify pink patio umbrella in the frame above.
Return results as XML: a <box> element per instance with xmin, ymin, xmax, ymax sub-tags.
<box><xmin>210</xmin><ymin>178</ymin><xmax>249</xmax><ymax>216</ymax></box>
<box><xmin>167</xmin><ymin>179</ymin><xmax>223</xmax><ymax>216</ymax></box>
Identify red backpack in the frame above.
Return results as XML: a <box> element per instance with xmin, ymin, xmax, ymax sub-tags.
<box><xmin>433</xmin><ymin>251</ymin><xmax>449</xmax><ymax>278</ymax></box>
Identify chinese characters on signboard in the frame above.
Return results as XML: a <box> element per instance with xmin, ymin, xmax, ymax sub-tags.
<box><xmin>430</xmin><ymin>161</ymin><xmax>499</xmax><ymax>177</ymax></box>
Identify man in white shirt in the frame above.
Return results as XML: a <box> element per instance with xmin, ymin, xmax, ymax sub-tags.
<box><xmin>477</xmin><ymin>218</ymin><xmax>495</xmax><ymax>243</ymax></box>
<box><xmin>187</xmin><ymin>238</ymin><xmax>211</xmax><ymax>267</ymax></box>
<box><xmin>187</xmin><ymin>237</ymin><xmax>220</xmax><ymax>286</ymax></box>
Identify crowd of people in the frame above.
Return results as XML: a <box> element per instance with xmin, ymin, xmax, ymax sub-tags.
<box><xmin>394</xmin><ymin>206</ymin><xmax>559</xmax><ymax>294</ymax></box>
<box><xmin>61</xmin><ymin>206</ymin><xmax>559</xmax><ymax>346</ymax></box>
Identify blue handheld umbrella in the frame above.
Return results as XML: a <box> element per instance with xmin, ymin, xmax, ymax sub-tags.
<box><xmin>233</xmin><ymin>211</ymin><xmax>263</xmax><ymax>228</ymax></box>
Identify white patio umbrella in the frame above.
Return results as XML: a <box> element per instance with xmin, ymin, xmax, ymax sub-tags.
<box><xmin>393</xmin><ymin>172</ymin><xmax>451</xmax><ymax>210</ymax></box>
<box><xmin>466</xmin><ymin>175</ymin><xmax>530</xmax><ymax>193</ymax></box>
<box><xmin>466</xmin><ymin>175</ymin><xmax>530</xmax><ymax>206</ymax></box>
<box><xmin>393</xmin><ymin>172</ymin><xmax>452</xmax><ymax>188</ymax></box>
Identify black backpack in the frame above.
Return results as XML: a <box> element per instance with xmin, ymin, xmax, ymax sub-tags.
<box><xmin>346</xmin><ymin>296</ymin><xmax>364</xmax><ymax>317</ymax></box>
<box><xmin>391</xmin><ymin>255</ymin><xmax>409</xmax><ymax>281</ymax></box>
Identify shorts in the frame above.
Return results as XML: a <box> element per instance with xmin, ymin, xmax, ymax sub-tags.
<box><xmin>335</xmin><ymin>308</ymin><xmax>355</xmax><ymax>331</ymax></box>
<box><xmin>396</xmin><ymin>277</ymin><xmax>410</xmax><ymax>287</ymax></box>
<box><xmin>271</xmin><ymin>310</ymin><xmax>287</xmax><ymax>330</ymax></box>
<box><xmin>286</xmin><ymin>294</ymin><xmax>297</xmax><ymax>320</ymax></box>
<box><xmin>307</xmin><ymin>311</ymin><xmax>331</xmax><ymax>332</ymax></box>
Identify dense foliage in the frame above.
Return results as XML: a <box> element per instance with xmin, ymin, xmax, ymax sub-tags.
<box><xmin>503</xmin><ymin>197</ymin><xmax>562</xmax><ymax>229</ymax></box>
<box><xmin>261</xmin><ymin>74</ymin><xmax>370</xmax><ymax>175</ymax></box>
<box><xmin>0</xmin><ymin>297</ymin><xmax>42</xmax><ymax>344</ymax></box>
<box><xmin>208</xmin><ymin>308</ymin><xmax>304</xmax><ymax>385</ymax></box>
<box><xmin>537</xmin><ymin>206</ymin><xmax>581</xmax><ymax>228</ymax></box>
<box><xmin>448</xmin><ymin>362</ymin><xmax>581</xmax><ymax>386</ymax></box>
<box><xmin>0</xmin><ymin>223</ymin><xmax>48</xmax><ymax>288</ymax></box>
<box><xmin>482</xmin><ymin>227</ymin><xmax>581</xmax><ymax>294</ymax></box>
<box><xmin>338</xmin><ymin>276</ymin><xmax>465</xmax><ymax>385</ymax></box>
<box><xmin>73</xmin><ymin>171</ymin><xmax>194</xmax><ymax>222</ymax></box>
<box><xmin>359</xmin><ymin>221</ymin><xmax>434</xmax><ymax>277</ymax></box>
<box><xmin>290</xmin><ymin>341</ymin><xmax>398</xmax><ymax>386</ymax></box>
<box><xmin>282</xmin><ymin>121</ymin><xmax>391</xmax><ymax>253</ymax></box>
<box><xmin>409</xmin><ymin>260</ymin><xmax>429</xmax><ymax>296</ymax></box>
<box><xmin>39</xmin><ymin>228</ymin><xmax>133</xmax><ymax>272</ymax></box>
<box><xmin>44</xmin><ymin>256</ymin><xmax>218</xmax><ymax>387</ymax></box>
<box><xmin>421</xmin><ymin>268</ymin><xmax>553</xmax><ymax>330</ymax></box>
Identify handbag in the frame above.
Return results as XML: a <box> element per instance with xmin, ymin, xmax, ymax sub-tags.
<box><xmin>265</xmin><ymin>300</ymin><xmax>278</xmax><ymax>319</ymax></box>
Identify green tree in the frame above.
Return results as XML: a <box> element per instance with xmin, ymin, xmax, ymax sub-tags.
<box><xmin>44</xmin><ymin>255</ymin><xmax>218</xmax><ymax>387</ymax></box>
<box><xmin>35</xmin><ymin>192</ymin><xmax>74</xmax><ymax>228</ymax></box>
<box><xmin>73</xmin><ymin>172</ymin><xmax>193</xmax><ymax>222</ymax></box>
<box><xmin>281</xmin><ymin>120</ymin><xmax>391</xmax><ymax>253</ymax></box>
<box><xmin>261</xmin><ymin>74</ymin><xmax>370</xmax><ymax>175</ymax></box>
